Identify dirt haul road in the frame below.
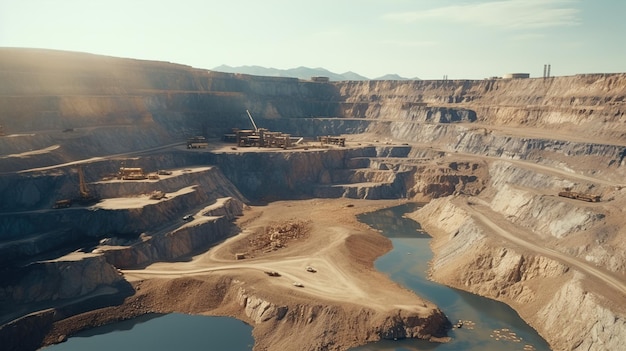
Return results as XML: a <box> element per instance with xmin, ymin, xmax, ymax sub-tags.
<box><xmin>123</xmin><ymin>198</ymin><xmax>435</xmax><ymax>314</ymax></box>
<box><xmin>458</xmin><ymin>198</ymin><xmax>626</xmax><ymax>297</ymax></box>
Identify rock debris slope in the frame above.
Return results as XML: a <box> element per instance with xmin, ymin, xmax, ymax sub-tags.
<box><xmin>0</xmin><ymin>48</ymin><xmax>625</xmax><ymax>350</ymax></box>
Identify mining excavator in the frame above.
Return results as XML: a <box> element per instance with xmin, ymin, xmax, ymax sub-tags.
<box><xmin>77</xmin><ymin>166</ymin><xmax>98</xmax><ymax>204</ymax></box>
<box><xmin>78</xmin><ymin>166</ymin><xmax>89</xmax><ymax>199</ymax></box>
<box><xmin>53</xmin><ymin>166</ymin><xmax>98</xmax><ymax>208</ymax></box>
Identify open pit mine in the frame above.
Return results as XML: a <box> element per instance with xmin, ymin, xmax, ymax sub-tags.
<box><xmin>0</xmin><ymin>48</ymin><xmax>625</xmax><ymax>351</ymax></box>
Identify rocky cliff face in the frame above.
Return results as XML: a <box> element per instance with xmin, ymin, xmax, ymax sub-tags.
<box><xmin>333</xmin><ymin>76</ymin><xmax>626</xmax><ymax>184</ymax></box>
<box><xmin>203</xmin><ymin>146</ymin><xmax>487</xmax><ymax>201</ymax></box>
<box><xmin>412</xmin><ymin>197</ymin><xmax>626</xmax><ymax>351</ymax></box>
<box><xmin>486</xmin><ymin>161</ymin><xmax>625</xmax><ymax>275</ymax></box>
<box><xmin>335</xmin><ymin>75</ymin><xmax>626</xmax><ymax>139</ymax></box>
<box><xmin>234</xmin><ymin>287</ymin><xmax>448</xmax><ymax>351</ymax></box>
<box><xmin>0</xmin><ymin>48</ymin><xmax>338</xmax><ymax>140</ymax></box>
<box><xmin>0</xmin><ymin>164</ymin><xmax>246</xmax><ymax>263</ymax></box>
<box><xmin>332</xmin><ymin>75</ymin><xmax>626</xmax><ymax>350</ymax></box>
<box><xmin>0</xmin><ymin>163</ymin><xmax>246</xmax><ymax>325</ymax></box>
<box><xmin>1</xmin><ymin>49</ymin><xmax>625</xmax><ymax>351</ymax></box>
<box><xmin>0</xmin><ymin>254</ymin><xmax>122</xmax><ymax>305</ymax></box>
<box><xmin>101</xmin><ymin>197</ymin><xmax>243</xmax><ymax>268</ymax></box>
<box><xmin>537</xmin><ymin>275</ymin><xmax>626</xmax><ymax>351</ymax></box>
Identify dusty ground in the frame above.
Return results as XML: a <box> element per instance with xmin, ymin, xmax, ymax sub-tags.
<box><xmin>46</xmin><ymin>198</ymin><xmax>446</xmax><ymax>350</ymax></box>
<box><xmin>123</xmin><ymin>197</ymin><xmax>431</xmax><ymax>312</ymax></box>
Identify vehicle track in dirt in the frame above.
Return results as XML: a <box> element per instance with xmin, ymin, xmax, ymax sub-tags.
<box><xmin>122</xmin><ymin>199</ymin><xmax>427</xmax><ymax>313</ymax></box>
<box><xmin>458</xmin><ymin>199</ymin><xmax>626</xmax><ymax>296</ymax></box>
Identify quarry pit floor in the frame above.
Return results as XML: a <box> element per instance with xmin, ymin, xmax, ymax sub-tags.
<box><xmin>40</xmin><ymin>198</ymin><xmax>447</xmax><ymax>350</ymax></box>
<box><xmin>7</xmin><ymin>136</ymin><xmax>626</xmax><ymax>350</ymax></box>
<box><xmin>122</xmin><ymin>197</ymin><xmax>434</xmax><ymax>314</ymax></box>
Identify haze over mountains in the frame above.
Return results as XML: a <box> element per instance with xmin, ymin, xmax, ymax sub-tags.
<box><xmin>212</xmin><ymin>65</ymin><xmax>417</xmax><ymax>81</ymax></box>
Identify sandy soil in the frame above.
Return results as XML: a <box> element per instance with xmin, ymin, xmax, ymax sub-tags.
<box><xmin>40</xmin><ymin>198</ymin><xmax>447</xmax><ymax>350</ymax></box>
<box><xmin>123</xmin><ymin>198</ymin><xmax>431</xmax><ymax>313</ymax></box>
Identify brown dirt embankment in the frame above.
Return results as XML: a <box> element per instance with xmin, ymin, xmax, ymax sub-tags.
<box><xmin>42</xmin><ymin>198</ymin><xmax>450</xmax><ymax>351</ymax></box>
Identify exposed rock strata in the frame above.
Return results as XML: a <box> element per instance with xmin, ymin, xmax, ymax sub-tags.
<box><xmin>537</xmin><ymin>275</ymin><xmax>626</xmax><ymax>351</ymax></box>
<box><xmin>485</xmin><ymin>161</ymin><xmax>626</xmax><ymax>275</ymax></box>
<box><xmin>29</xmin><ymin>273</ymin><xmax>448</xmax><ymax>351</ymax></box>
<box><xmin>412</xmin><ymin>198</ymin><xmax>626</xmax><ymax>351</ymax></box>
<box><xmin>2</xmin><ymin>49</ymin><xmax>626</xmax><ymax>351</ymax></box>
<box><xmin>236</xmin><ymin>287</ymin><xmax>448</xmax><ymax>350</ymax></box>
<box><xmin>208</xmin><ymin>146</ymin><xmax>486</xmax><ymax>201</ymax></box>
<box><xmin>101</xmin><ymin>197</ymin><xmax>243</xmax><ymax>268</ymax></box>
<box><xmin>0</xmin><ymin>166</ymin><xmax>246</xmax><ymax>262</ymax></box>
<box><xmin>0</xmin><ymin>254</ymin><xmax>121</xmax><ymax>305</ymax></box>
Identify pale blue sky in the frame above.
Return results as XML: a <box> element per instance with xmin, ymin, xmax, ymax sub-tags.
<box><xmin>1</xmin><ymin>0</ymin><xmax>624</xmax><ymax>79</ymax></box>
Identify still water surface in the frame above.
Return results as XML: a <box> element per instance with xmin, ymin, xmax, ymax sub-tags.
<box><xmin>45</xmin><ymin>203</ymin><xmax>550</xmax><ymax>351</ymax></box>
<box><xmin>43</xmin><ymin>313</ymin><xmax>254</xmax><ymax>351</ymax></box>
<box><xmin>351</xmin><ymin>203</ymin><xmax>550</xmax><ymax>351</ymax></box>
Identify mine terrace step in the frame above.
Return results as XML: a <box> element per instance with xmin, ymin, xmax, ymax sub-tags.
<box><xmin>318</xmin><ymin>181</ymin><xmax>393</xmax><ymax>188</ymax></box>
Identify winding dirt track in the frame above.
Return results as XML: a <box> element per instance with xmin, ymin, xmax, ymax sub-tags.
<box><xmin>458</xmin><ymin>199</ymin><xmax>626</xmax><ymax>296</ymax></box>
<box><xmin>10</xmin><ymin>142</ymin><xmax>184</xmax><ymax>174</ymax></box>
<box><xmin>123</xmin><ymin>256</ymin><xmax>374</xmax><ymax>307</ymax></box>
<box><xmin>123</xmin><ymin>228</ymin><xmax>368</xmax><ymax>301</ymax></box>
<box><xmin>122</xmin><ymin>199</ymin><xmax>430</xmax><ymax>313</ymax></box>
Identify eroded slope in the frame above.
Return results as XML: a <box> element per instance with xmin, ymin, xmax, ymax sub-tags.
<box><xmin>1</xmin><ymin>48</ymin><xmax>625</xmax><ymax>351</ymax></box>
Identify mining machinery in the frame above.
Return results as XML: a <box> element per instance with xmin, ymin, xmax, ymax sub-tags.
<box><xmin>76</xmin><ymin>166</ymin><xmax>98</xmax><ymax>204</ymax></box>
<box><xmin>117</xmin><ymin>167</ymin><xmax>147</xmax><ymax>180</ymax></box>
<box><xmin>52</xmin><ymin>166</ymin><xmax>98</xmax><ymax>208</ymax></box>
<box><xmin>227</xmin><ymin>110</ymin><xmax>297</xmax><ymax>148</ymax></box>
<box><xmin>558</xmin><ymin>190</ymin><xmax>601</xmax><ymax>202</ymax></box>
<box><xmin>186</xmin><ymin>136</ymin><xmax>209</xmax><ymax>149</ymax></box>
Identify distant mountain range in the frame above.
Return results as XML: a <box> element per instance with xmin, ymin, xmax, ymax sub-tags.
<box><xmin>212</xmin><ymin>65</ymin><xmax>419</xmax><ymax>81</ymax></box>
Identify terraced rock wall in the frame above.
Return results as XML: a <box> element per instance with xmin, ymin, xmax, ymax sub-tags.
<box><xmin>412</xmin><ymin>198</ymin><xmax>626</xmax><ymax>351</ymax></box>
<box><xmin>2</xmin><ymin>49</ymin><xmax>626</xmax><ymax>351</ymax></box>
